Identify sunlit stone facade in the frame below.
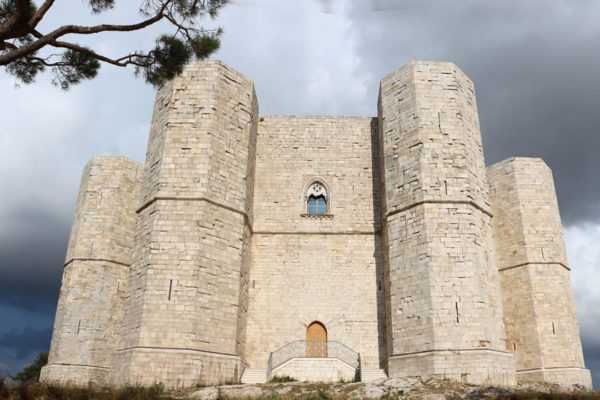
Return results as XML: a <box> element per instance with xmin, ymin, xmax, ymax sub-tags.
<box><xmin>40</xmin><ymin>60</ymin><xmax>591</xmax><ymax>388</ymax></box>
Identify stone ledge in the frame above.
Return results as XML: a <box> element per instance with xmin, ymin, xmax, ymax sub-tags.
<box><xmin>300</xmin><ymin>213</ymin><xmax>334</xmax><ymax>219</ymax></box>
<box><xmin>387</xmin><ymin>348</ymin><xmax>516</xmax><ymax>386</ymax></box>
<box><xmin>40</xmin><ymin>364</ymin><xmax>109</xmax><ymax>387</ymax></box>
<box><xmin>516</xmin><ymin>367</ymin><xmax>592</xmax><ymax>388</ymax></box>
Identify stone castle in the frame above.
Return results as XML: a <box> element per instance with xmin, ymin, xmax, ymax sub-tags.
<box><xmin>40</xmin><ymin>60</ymin><xmax>592</xmax><ymax>388</ymax></box>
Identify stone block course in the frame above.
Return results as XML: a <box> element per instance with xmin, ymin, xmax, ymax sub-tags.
<box><xmin>42</xmin><ymin>60</ymin><xmax>590</xmax><ymax>389</ymax></box>
<box><xmin>41</xmin><ymin>156</ymin><xmax>142</xmax><ymax>387</ymax></box>
<box><xmin>488</xmin><ymin>158</ymin><xmax>591</xmax><ymax>387</ymax></box>
<box><xmin>378</xmin><ymin>61</ymin><xmax>513</xmax><ymax>384</ymax></box>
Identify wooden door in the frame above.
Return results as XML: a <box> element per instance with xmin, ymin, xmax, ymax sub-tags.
<box><xmin>306</xmin><ymin>322</ymin><xmax>327</xmax><ymax>357</ymax></box>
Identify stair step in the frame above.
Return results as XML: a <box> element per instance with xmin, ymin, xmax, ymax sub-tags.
<box><xmin>361</xmin><ymin>368</ymin><xmax>388</xmax><ymax>382</ymax></box>
<box><xmin>241</xmin><ymin>368</ymin><xmax>267</xmax><ymax>384</ymax></box>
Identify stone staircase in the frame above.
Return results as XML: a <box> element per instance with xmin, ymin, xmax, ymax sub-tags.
<box><xmin>360</xmin><ymin>368</ymin><xmax>388</xmax><ymax>382</ymax></box>
<box><xmin>241</xmin><ymin>368</ymin><xmax>268</xmax><ymax>384</ymax></box>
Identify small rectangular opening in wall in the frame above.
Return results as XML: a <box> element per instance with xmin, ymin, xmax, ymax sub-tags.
<box><xmin>552</xmin><ymin>322</ymin><xmax>556</xmax><ymax>335</ymax></box>
<box><xmin>252</xmin><ymin>280</ymin><xmax>255</xmax><ymax>289</ymax></box>
<box><xmin>168</xmin><ymin>279</ymin><xmax>173</xmax><ymax>300</ymax></box>
<box><xmin>455</xmin><ymin>302</ymin><xmax>459</xmax><ymax>323</ymax></box>
<box><xmin>77</xmin><ymin>320</ymin><xmax>81</xmax><ymax>335</ymax></box>
<box><xmin>513</xmin><ymin>342</ymin><xmax>517</xmax><ymax>351</ymax></box>
<box><xmin>378</xmin><ymin>280</ymin><xmax>382</xmax><ymax>291</ymax></box>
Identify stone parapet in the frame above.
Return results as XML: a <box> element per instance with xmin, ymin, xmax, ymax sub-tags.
<box><xmin>271</xmin><ymin>358</ymin><xmax>356</xmax><ymax>383</ymax></box>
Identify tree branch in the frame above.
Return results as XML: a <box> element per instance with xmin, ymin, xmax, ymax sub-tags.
<box><xmin>29</xmin><ymin>0</ymin><xmax>55</xmax><ymax>28</ymax></box>
<box><xmin>50</xmin><ymin>39</ymin><xmax>149</xmax><ymax>67</ymax></box>
<box><xmin>0</xmin><ymin>0</ymin><xmax>31</xmax><ymax>40</ymax></box>
<box><xmin>0</xmin><ymin>1</ymin><xmax>171</xmax><ymax>66</ymax></box>
<box><xmin>2</xmin><ymin>0</ymin><xmax>226</xmax><ymax>87</ymax></box>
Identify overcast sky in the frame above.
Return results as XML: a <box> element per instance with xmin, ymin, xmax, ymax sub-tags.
<box><xmin>1</xmin><ymin>0</ymin><xmax>599</xmax><ymax>388</ymax></box>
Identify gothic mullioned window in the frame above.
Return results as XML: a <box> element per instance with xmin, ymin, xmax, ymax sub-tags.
<box><xmin>307</xmin><ymin>194</ymin><xmax>327</xmax><ymax>214</ymax></box>
<box><xmin>303</xmin><ymin>179</ymin><xmax>331</xmax><ymax>216</ymax></box>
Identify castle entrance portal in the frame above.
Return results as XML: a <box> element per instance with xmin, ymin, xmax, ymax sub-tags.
<box><xmin>306</xmin><ymin>322</ymin><xmax>327</xmax><ymax>357</ymax></box>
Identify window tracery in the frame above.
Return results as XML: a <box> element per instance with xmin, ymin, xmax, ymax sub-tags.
<box><xmin>302</xmin><ymin>178</ymin><xmax>332</xmax><ymax>217</ymax></box>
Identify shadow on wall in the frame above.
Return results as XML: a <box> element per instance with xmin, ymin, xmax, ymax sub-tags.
<box><xmin>370</xmin><ymin>116</ymin><xmax>388</xmax><ymax>368</ymax></box>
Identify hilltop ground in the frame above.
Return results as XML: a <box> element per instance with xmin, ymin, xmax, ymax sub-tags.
<box><xmin>187</xmin><ymin>378</ymin><xmax>597</xmax><ymax>400</ymax></box>
<box><xmin>2</xmin><ymin>377</ymin><xmax>598</xmax><ymax>400</ymax></box>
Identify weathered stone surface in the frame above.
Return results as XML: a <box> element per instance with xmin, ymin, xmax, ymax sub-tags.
<box><xmin>42</xmin><ymin>60</ymin><xmax>590</xmax><ymax>389</ymax></box>
<box><xmin>272</xmin><ymin>357</ymin><xmax>356</xmax><ymax>382</ymax></box>
<box><xmin>41</xmin><ymin>156</ymin><xmax>142</xmax><ymax>386</ymax></box>
<box><xmin>109</xmin><ymin>61</ymin><xmax>258</xmax><ymax>388</ymax></box>
<box><xmin>488</xmin><ymin>158</ymin><xmax>592</xmax><ymax>387</ymax></box>
<box><xmin>378</xmin><ymin>61</ymin><xmax>515</xmax><ymax>385</ymax></box>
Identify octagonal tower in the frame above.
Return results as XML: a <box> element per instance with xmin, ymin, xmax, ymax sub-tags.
<box><xmin>378</xmin><ymin>61</ymin><xmax>515</xmax><ymax>385</ymax></box>
<box><xmin>110</xmin><ymin>61</ymin><xmax>258</xmax><ymax>387</ymax></box>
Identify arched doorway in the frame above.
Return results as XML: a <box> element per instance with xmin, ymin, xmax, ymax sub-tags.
<box><xmin>306</xmin><ymin>321</ymin><xmax>327</xmax><ymax>357</ymax></box>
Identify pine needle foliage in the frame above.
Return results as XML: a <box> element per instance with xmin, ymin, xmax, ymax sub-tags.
<box><xmin>12</xmin><ymin>352</ymin><xmax>48</xmax><ymax>383</ymax></box>
<box><xmin>0</xmin><ymin>0</ymin><xmax>227</xmax><ymax>89</ymax></box>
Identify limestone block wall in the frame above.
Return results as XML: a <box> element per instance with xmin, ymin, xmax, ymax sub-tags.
<box><xmin>41</xmin><ymin>59</ymin><xmax>591</xmax><ymax>390</ymax></box>
<box><xmin>245</xmin><ymin>117</ymin><xmax>386</xmax><ymax>370</ymax></box>
<box><xmin>272</xmin><ymin>358</ymin><xmax>356</xmax><ymax>382</ymax></box>
<box><xmin>40</xmin><ymin>156</ymin><xmax>142</xmax><ymax>386</ymax></box>
<box><xmin>110</xmin><ymin>61</ymin><xmax>258</xmax><ymax>388</ymax></box>
<box><xmin>378</xmin><ymin>61</ymin><xmax>515</xmax><ymax>385</ymax></box>
<box><xmin>487</xmin><ymin>158</ymin><xmax>591</xmax><ymax>387</ymax></box>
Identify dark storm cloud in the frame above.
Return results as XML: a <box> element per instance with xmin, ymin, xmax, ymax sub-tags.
<box><xmin>346</xmin><ymin>0</ymin><xmax>600</xmax><ymax>225</ymax></box>
<box><xmin>0</xmin><ymin>326</ymin><xmax>52</xmax><ymax>360</ymax></box>
<box><xmin>0</xmin><ymin>0</ymin><xmax>598</xmax><ymax>385</ymax></box>
<box><xmin>0</xmin><ymin>203</ymin><xmax>68</xmax><ymax>313</ymax></box>
<box><xmin>582</xmin><ymin>339</ymin><xmax>600</xmax><ymax>389</ymax></box>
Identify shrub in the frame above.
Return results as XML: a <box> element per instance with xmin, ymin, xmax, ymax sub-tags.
<box><xmin>496</xmin><ymin>391</ymin><xmax>600</xmax><ymax>400</ymax></box>
<box><xmin>115</xmin><ymin>384</ymin><xmax>164</xmax><ymax>400</ymax></box>
<box><xmin>12</xmin><ymin>352</ymin><xmax>48</xmax><ymax>383</ymax></box>
<box><xmin>269</xmin><ymin>375</ymin><xmax>297</xmax><ymax>383</ymax></box>
<box><xmin>0</xmin><ymin>376</ymin><xmax>9</xmax><ymax>400</ymax></box>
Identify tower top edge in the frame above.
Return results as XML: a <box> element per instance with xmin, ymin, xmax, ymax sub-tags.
<box><xmin>259</xmin><ymin>115</ymin><xmax>376</xmax><ymax>120</ymax></box>
<box><xmin>487</xmin><ymin>156</ymin><xmax>550</xmax><ymax>172</ymax></box>
<box><xmin>379</xmin><ymin>60</ymin><xmax>465</xmax><ymax>84</ymax></box>
<box><xmin>87</xmin><ymin>155</ymin><xmax>143</xmax><ymax>167</ymax></box>
<box><xmin>180</xmin><ymin>59</ymin><xmax>254</xmax><ymax>84</ymax></box>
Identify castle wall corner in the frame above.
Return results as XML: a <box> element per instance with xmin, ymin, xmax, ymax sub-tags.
<box><xmin>488</xmin><ymin>157</ymin><xmax>592</xmax><ymax>388</ymax></box>
<box><xmin>40</xmin><ymin>156</ymin><xmax>142</xmax><ymax>387</ymax></box>
<box><xmin>378</xmin><ymin>61</ymin><xmax>515</xmax><ymax>386</ymax></box>
<box><xmin>110</xmin><ymin>61</ymin><xmax>258</xmax><ymax>388</ymax></box>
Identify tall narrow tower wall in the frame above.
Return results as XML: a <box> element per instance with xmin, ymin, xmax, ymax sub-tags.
<box><xmin>378</xmin><ymin>61</ymin><xmax>515</xmax><ymax>385</ymax></box>
<box><xmin>487</xmin><ymin>158</ymin><xmax>591</xmax><ymax>387</ymax></box>
<box><xmin>40</xmin><ymin>156</ymin><xmax>142</xmax><ymax>386</ymax></box>
<box><xmin>111</xmin><ymin>61</ymin><xmax>258</xmax><ymax>388</ymax></box>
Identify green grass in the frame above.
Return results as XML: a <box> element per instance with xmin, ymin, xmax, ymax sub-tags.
<box><xmin>269</xmin><ymin>375</ymin><xmax>297</xmax><ymax>383</ymax></box>
<box><xmin>496</xmin><ymin>391</ymin><xmax>600</xmax><ymax>400</ymax></box>
<box><xmin>0</xmin><ymin>382</ymin><xmax>171</xmax><ymax>400</ymax></box>
<box><xmin>1</xmin><ymin>379</ymin><xmax>598</xmax><ymax>400</ymax></box>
